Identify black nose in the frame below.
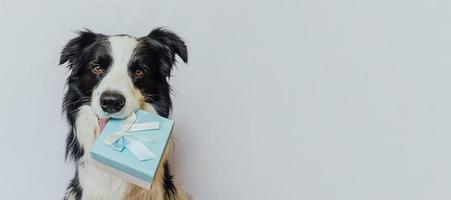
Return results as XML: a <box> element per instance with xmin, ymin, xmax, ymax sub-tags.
<box><xmin>100</xmin><ymin>92</ymin><xmax>126</xmax><ymax>113</ymax></box>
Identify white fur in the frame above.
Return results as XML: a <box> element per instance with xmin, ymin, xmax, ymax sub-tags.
<box><xmin>91</xmin><ymin>36</ymin><xmax>142</xmax><ymax>119</ymax></box>
<box><xmin>75</xmin><ymin>105</ymin><xmax>98</xmax><ymax>150</ymax></box>
<box><xmin>75</xmin><ymin>105</ymin><xmax>128</xmax><ymax>200</ymax></box>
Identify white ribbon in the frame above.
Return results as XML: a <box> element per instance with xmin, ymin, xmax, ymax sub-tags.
<box><xmin>104</xmin><ymin>112</ymin><xmax>160</xmax><ymax>161</ymax></box>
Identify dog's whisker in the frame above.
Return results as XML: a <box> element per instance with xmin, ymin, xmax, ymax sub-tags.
<box><xmin>64</xmin><ymin>97</ymin><xmax>91</xmax><ymax>106</ymax></box>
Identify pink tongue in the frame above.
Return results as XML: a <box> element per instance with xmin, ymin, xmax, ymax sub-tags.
<box><xmin>98</xmin><ymin>118</ymin><xmax>109</xmax><ymax>133</ymax></box>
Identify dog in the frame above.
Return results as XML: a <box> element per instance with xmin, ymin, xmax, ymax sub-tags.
<box><xmin>60</xmin><ymin>28</ymin><xmax>189</xmax><ymax>200</ymax></box>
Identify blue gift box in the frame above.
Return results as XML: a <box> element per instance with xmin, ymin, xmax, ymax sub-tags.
<box><xmin>90</xmin><ymin>110</ymin><xmax>174</xmax><ymax>189</ymax></box>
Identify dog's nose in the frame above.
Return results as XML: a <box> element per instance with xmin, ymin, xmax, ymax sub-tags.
<box><xmin>100</xmin><ymin>92</ymin><xmax>126</xmax><ymax>113</ymax></box>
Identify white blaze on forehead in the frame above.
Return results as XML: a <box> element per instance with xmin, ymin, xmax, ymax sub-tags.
<box><xmin>91</xmin><ymin>36</ymin><xmax>143</xmax><ymax>119</ymax></box>
<box><xmin>101</xmin><ymin>35</ymin><xmax>138</xmax><ymax>91</ymax></box>
<box><xmin>108</xmin><ymin>36</ymin><xmax>138</xmax><ymax>70</ymax></box>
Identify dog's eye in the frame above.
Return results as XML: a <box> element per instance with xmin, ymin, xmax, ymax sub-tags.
<box><xmin>133</xmin><ymin>69</ymin><xmax>144</xmax><ymax>78</ymax></box>
<box><xmin>91</xmin><ymin>64</ymin><xmax>104</xmax><ymax>75</ymax></box>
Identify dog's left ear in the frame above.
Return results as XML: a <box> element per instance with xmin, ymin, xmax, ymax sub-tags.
<box><xmin>142</xmin><ymin>28</ymin><xmax>188</xmax><ymax>76</ymax></box>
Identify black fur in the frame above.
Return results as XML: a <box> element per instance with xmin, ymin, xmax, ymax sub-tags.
<box><xmin>63</xmin><ymin>171</ymin><xmax>82</xmax><ymax>200</ymax></box>
<box><xmin>60</xmin><ymin>28</ymin><xmax>187</xmax><ymax>199</ymax></box>
<box><xmin>162</xmin><ymin>161</ymin><xmax>177</xmax><ymax>199</ymax></box>
<box><xmin>61</xmin><ymin>30</ymin><xmax>110</xmax><ymax>161</ymax></box>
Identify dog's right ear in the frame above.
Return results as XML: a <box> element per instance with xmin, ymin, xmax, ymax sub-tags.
<box><xmin>59</xmin><ymin>30</ymin><xmax>100</xmax><ymax>67</ymax></box>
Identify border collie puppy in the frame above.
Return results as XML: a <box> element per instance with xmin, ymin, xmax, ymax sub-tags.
<box><xmin>60</xmin><ymin>28</ymin><xmax>189</xmax><ymax>200</ymax></box>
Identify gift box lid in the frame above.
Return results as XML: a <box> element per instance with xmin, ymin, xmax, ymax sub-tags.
<box><xmin>90</xmin><ymin>110</ymin><xmax>174</xmax><ymax>187</ymax></box>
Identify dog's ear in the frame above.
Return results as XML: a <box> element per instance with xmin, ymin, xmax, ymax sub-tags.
<box><xmin>142</xmin><ymin>28</ymin><xmax>188</xmax><ymax>76</ymax></box>
<box><xmin>59</xmin><ymin>29</ymin><xmax>100</xmax><ymax>67</ymax></box>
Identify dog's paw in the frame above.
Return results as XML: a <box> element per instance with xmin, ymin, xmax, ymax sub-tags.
<box><xmin>75</xmin><ymin>105</ymin><xmax>100</xmax><ymax>150</ymax></box>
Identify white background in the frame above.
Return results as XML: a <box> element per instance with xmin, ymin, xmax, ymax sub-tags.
<box><xmin>1</xmin><ymin>0</ymin><xmax>451</xmax><ymax>199</ymax></box>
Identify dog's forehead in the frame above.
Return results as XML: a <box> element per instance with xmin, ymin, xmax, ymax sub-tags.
<box><xmin>107</xmin><ymin>36</ymin><xmax>139</xmax><ymax>66</ymax></box>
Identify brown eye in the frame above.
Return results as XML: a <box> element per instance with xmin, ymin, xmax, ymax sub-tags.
<box><xmin>91</xmin><ymin>64</ymin><xmax>104</xmax><ymax>75</ymax></box>
<box><xmin>134</xmin><ymin>69</ymin><xmax>144</xmax><ymax>78</ymax></box>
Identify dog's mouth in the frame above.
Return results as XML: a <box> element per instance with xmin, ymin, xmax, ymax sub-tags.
<box><xmin>98</xmin><ymin>118</ymin><xmax>110</xmax><ymax>133</ymax></box>
<box><xmin>96</xmin><ymin>109</ymin><xmax>138</xmax><ymax>133</ymax></box>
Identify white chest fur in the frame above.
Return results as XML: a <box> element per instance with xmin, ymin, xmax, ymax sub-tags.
<box><xmin>78</xmin><ymin>156</ymin><xmax>129</xmax><ymax>200</ymax></box>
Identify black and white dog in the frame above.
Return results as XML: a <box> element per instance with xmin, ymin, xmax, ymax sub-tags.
<box><xmin>60</xmin><ymin>28</ymin><xmax>189</xmax><ymax>200</ymax></box>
